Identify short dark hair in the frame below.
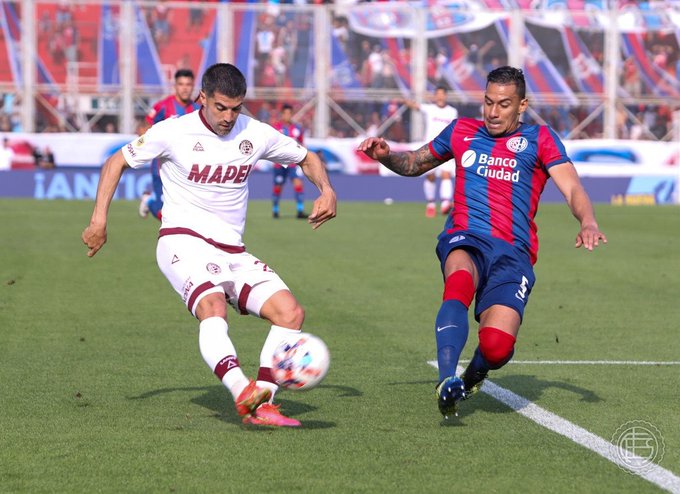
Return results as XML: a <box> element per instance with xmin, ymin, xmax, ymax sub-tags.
<box><xmin>487</xmin><ymin>66</ymin><xmax>526</xmax><ymax>100</ymax></box>
<box><xmin>434</xmin><ymin>85</ymin><xmax>448</xmax><ymax>93</ymax></box>
<box><xmin>201</xmin><ymin>63</ymin><xmax>247</xmax><ymax>99</ymax></box>
<box><xmin>174</xmin><ymin>69</ymin><xmax>194</xmax><ymax>80</ymax></box>
<box><xmin>281</xmin><ymin>103</ymin><xmax>293</xmax><ymax>112</ymax></box>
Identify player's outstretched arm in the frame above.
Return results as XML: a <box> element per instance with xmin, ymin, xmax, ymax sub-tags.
<box><xmin>298</xmin><ymin>150</ymin><xmax>337</xmax><ymax>230</ymax></box>
<box><xmin>357</xmin><ymin>137</ymin><xmax>440</xmax><ymax>177</ymax></box>
<box><xmin>81</xmin><ymin>149</ymin><xmax>129</xmax><ymax>257</ymax></box>
<box><xmin>550</xmin><ymin>162</ymin><xmax>607</xmax><ymax>251</ymax></box>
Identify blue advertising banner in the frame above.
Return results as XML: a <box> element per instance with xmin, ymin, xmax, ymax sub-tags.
<box><xmin>0</xmin><ymin>168</ymin><xmax>664</xmax><ymax>205</ymax></box>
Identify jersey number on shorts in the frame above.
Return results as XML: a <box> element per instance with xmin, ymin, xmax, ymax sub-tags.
<box><xmin>515</xmin><ymin>276</ymin><xmax>529</xmax><ymax>302</ymax></box>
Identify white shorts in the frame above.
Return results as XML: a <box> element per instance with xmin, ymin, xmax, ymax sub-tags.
<box><xmin>157</xmin><ymin>233</ymin><xmax>289</xmax><ymax>317</ymax></box>
<box><xmin>425</xmin><ymin>159</ymin><xmax>455</xmax><ymax>177</ymax></box>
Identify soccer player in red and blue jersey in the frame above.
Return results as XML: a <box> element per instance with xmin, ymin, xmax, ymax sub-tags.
<box><xmin>358</xmin><ymin>66</ymin><xmax>607</xmax><ymax>419</ymax></box>
<box><xmin>139</xmin><ymin>69</ymin><xmax>201</xmax><ymax>221</ymax></box>
<box><xmin>272</xmin><ymin>103</ymin><xmax>307</xmax><ymax>219</ymax></box>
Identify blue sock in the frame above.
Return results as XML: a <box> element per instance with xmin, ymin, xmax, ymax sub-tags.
<box><xmin>435</xmin><ymin>300</ymin><xmax>469</xmax><ymax>382</ymax></box>
<box><xmin>148</xmin><ymin>198</ymin><xmax>163</xmax><ymax>219</ymax></box>
<box><xmin>295</xmin><ymin>192</ymin><xmax>304</xmax><ymax>213</ymax></box>
<box><xmin>467</xmin><ymin>347</ymin><xmax>490</xmax><ymax>376</ymax></box>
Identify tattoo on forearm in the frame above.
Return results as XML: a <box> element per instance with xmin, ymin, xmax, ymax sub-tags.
<box><xmin>379</xmin><ymin>145</ymin><xmax>440</xmax><ymax>176</ymax></box>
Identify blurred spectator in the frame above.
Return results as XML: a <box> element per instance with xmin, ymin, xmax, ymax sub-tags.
<box><xmin>259</xmin><ymin>56</ymin><xmax>278</xmax><ymax>87</ymax></box>
<box><xmin>0</xmin><ymin>137</ymin><xmax>15</xmax><ymax>171</ymax></box>
<box><xmin>38</xmin><ymin>10</ymin><xmax>52</xmax><ymax>36</ymax></box>
<box><xmin>33</xmin><ymin>146</ymin><xmax>56</xmax><ymax>169</ymax></box>
<box><xmin>270</xmin><ymin>42</ymin><xmax>288</xmax><ymax>86</ymax></box>
<box><xmin>434</xmin><ymin>48</ymin><xmax>449</xmax><ymax>88</ymax></box>
<box><xmin>62</xmin><ymin>20</ymin><xmax>79</xmax><ymax>64</ymax></box>
<box><xmin>152</xmin><ymin>1</ymin><xmax>171</xmax><ymax>45</ymax></box>
<box><xmin>278</xmin><ymin>18</ymin><xmax>298</xmax><ymax>69</ymax></box>
<box><xmin>622</xmin><ymin>57</ymin><xmax>641</xmax><ymax>97</ymax></box>
<box><xmin>650</xmin><ymin>114</ymin><xmax>669</xmax><ymax>140</ymax></box>
<box><xmin>188</xmin><ymin>0</ymin><xmax>204</xmax><ymax>30</ymax></box>
<box><xmin>257</xmin><ymin>101</ymin><xmax>273</xmax><ymax>125</ymax></box>
<box><xmin>256</xmin><ymin>22</ymin><xmax>275</xmax><ymax>68</ymax></box>
<box><xmin>55</xmin><ymin>2</ymin><xmax>73</xmax><ymax>26</ymax></box>
<box><xmin>615</xmin><ymin>104</ymin><xmax>629</xmax><ymax>139</ymax></box>
<box><xmin>332</xmin><ymin>16</ymin><xmax>349</xmax><ymax>52</ymax></box>
<box><xmin>0</xmin><ymin>114</ymin><xmax>12</xmax><ymax>132</ymax></box>
<box><xmin>367</xmin><ymin>44</ymin><xmax>385</xmax><ymax>88</ymax></box>
<box><xmin>364</xmin><ymin>111</ymin><xmax>381</xmax><ymax>137</ymax></box>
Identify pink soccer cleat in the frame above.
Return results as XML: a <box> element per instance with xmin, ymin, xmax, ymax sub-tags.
<box><xmin>243</xmin><ymin>403</ymin><xmax>301</xmax><ymax>427</ymax></box>
<box><xmin>425</xmin><ymin>203</ymin><xmax>436</xmax><ymax>218</ymax></box>
<box><xmin>440</xmin><ymin>200</ymin><xmax>452</xmax><ymax>215</ymax></box>
<box><xmin>235</xmin><ymin>380</ymin><xmax>272</xmax><ymax>418</ymax></box>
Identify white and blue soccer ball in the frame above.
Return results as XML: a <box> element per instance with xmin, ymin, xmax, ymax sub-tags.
<box><xmin>272</xmin><ymin>333</ymin><xmax>330</xmax><ymax>390</ymax></box>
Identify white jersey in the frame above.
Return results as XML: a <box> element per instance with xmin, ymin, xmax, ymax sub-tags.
<box><xmin>420</xmin><ymin>103</ymin><xmax>458</xmax><ymax>141</ymax></box>
<box><xmin>122</xmin><ymin>110</ymin><xmax>307</xmax><ymax>247</ymax></box>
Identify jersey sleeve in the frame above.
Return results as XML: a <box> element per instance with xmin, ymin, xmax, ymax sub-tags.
<box><xmin>296</xmin><ymin>124</ymin><xmax>304</xmax><ymax>146</ymax></box>
<box><xmin>260</xmin><ymin>122</ymin><xmax>307</xmax><ymax>166</ymax></box>
<box><xmin>146</xmin><ymin>98</ymin><xmax>169</xmax><ymax>125</ymax></box>
<box><xmin>121</xmin><ymin>119</ymin><xmax>171</xmax><ymax>168</ymax></box>
<box><xmin>428</xmin><ymin>119</ymin><xmax>457</xmax><ymax>161</ymax></box>
<box><xmin>538</xmin><ymin>125</ymin><xmax>571</xmax><ymax>170</ymax></box>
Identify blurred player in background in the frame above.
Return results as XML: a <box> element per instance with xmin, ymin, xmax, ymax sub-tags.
<box><xmin>272</xmin><ymin>103</ymin><xmax>307</xmax><ymax>219</ymax></box>
<box><xmin>83</xmin><ymin>63</ymin><xmax>337</xmax><ymax>427</ymax></box>
<box><xmin>405</xmin><ymin>86</ymin><xmax>458</xmax><ymax>217</ymax></box>
<box><xmin>359</xmin><ymin>66</ymin><xmax>606</xmax><ymax>419</ymax></box>
<box><xmin>139</xmin><ymin>68</ymin><xmax>201</xmax><ymax>221</ymax></box>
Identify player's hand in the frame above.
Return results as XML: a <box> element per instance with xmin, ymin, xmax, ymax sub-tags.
<box><xmin>357</xmin><ymin>137</ymin><xmax>391</xmax><ymax>161</ymax></box>
<box><xmin>308</xmin><ymin>189</ymin><xmax>337</xmax><ymax>230</ymax></box>
<box><xmin>575</xmin><ymin>224</ymin><xmax>607</xmax><ymax>251</ymax></box>
<box><xmin>82</xmin><ymin>223</ymin><xmax>107</xmax><ymax>257</ymax></box>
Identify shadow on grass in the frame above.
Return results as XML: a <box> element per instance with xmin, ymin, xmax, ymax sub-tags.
<box><xmin>456</xmin><ymin>373</ymin><xmax>602</xmax><ymax>419</ymax></box>
<box><xmin>128</xmin><ymin>383</ymin><xmax>361</xmax><ymax>429</ymax></box>
<box><xmin>387</xmin><ymin>374</ymin><xmax>601</xmax><ymax>421</ymax></box>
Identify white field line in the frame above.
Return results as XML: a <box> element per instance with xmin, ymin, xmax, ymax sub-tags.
<box><xmin>427</xmin><ymin>361</ymin><xmax>680</xmax><ymax>493</ymax></box>
<box><xmin>455</xmin><ymin>360</ymin><xmax>680</xmax><ymax>365</ymax></box>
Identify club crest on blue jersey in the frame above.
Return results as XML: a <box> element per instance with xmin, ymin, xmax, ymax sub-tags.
<box><xmin>506</xmin><ymin>136</ymin><xmax>528</xmax><ymax>153</ymax></box>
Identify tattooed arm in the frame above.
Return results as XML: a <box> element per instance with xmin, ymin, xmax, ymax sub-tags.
<box><xmin>356</xmin><ymin>137</ymin><xmax>443</xmax><ymax>177</ymax></box>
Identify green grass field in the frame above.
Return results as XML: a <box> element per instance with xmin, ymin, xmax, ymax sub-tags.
<box><xmin>1</xmin><ymin>198</ymin><xmax>679</xmax><ymax>493</ymax></box>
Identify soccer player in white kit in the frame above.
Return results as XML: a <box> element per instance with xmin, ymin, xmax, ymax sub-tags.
<box><xmin>82</xmin><ymin>63</ymin><xmax>337</xmax><ymax>427</ymax></box>
<box><xmin>405</xmin><ymin>86</ymin><xmax>458</xmax><ymax>217</ymax></box>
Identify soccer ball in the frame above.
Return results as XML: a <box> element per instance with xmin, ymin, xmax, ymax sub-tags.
<box><xmin>271</xmin><ymin>333</ymin><xmax>330</xmax><ymax>390</ymax></box>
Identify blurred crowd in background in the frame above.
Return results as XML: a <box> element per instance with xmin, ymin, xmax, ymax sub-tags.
<box><xmin>0</xmin><ymin>0</ymin><xmax>678</xmax><ymax>142</ymax></box>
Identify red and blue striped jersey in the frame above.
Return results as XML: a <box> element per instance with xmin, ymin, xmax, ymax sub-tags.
<box><xmin>146</xmin><ymin>95</ymin><xmax>200</xmax><ymax>126</ymax></box>
<box><xmin>273</xmin><ymin>122</ymin><xmax>304</xmax><ymax>145</ymax></box>
<box><xmin>429</xmin><ymin>117</ymin><xmax>571</xmax><ymax>264</ymax></box>
<box><xmin>272</xmin><ymin>121</ymin><xmax>304</xmax><ymax>167</ymax></box>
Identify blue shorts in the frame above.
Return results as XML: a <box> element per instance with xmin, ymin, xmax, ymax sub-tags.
<box><xmin>273</xmin><ymin>164</ymin><xmax>302</xmax><ymax>184</ymax></box>
<box><xmin>151</xmin><ymin>158</ymin><xmax>163</xmax><ymax>199</ymax></box>
<box><xmin>436</xmin><ymin>230</ymin><xmax>536</xmax><ymax>322</ymax></box>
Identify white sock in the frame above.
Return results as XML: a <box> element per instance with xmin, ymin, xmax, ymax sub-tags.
<box><xmin>198</xmin><ymin>317</ymin><xmax>249</xmax><ymax>400</ymax></box>
<box><xmin>257</xmin><ymin>325</ymin><xmax>302</xmax><ymax>398</ymax></box>
<box><xmin>423</xmin><ymin>178</ymin><xmax>436</xmax><ymax>202</ymax></box>
<box><xmin>440</xmin><ymin>178</ymin><xmax>453</xmax><ymax>202</ymax></box>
